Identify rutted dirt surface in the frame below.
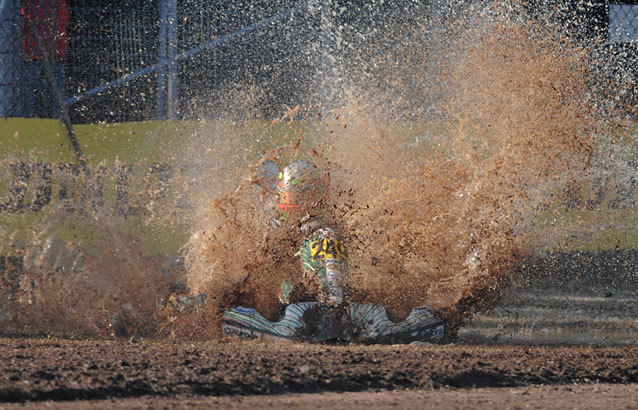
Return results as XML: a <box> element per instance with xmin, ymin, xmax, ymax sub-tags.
<box><xmin>1</xmin><ymin>337</ymin><xmax>636</xmax><ymax>404</ymax></box>
<box><xmin>7</xmin><ymin>385</ymin><xmax>637</xmax><ymax>409</ymax></box>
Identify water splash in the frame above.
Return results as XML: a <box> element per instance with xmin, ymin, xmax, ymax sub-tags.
<box><xmin>1</xmin><ymin>2</ymin><xmax>634</xmax><ymax>340</ymax></box>
<box><xmin>182</xmin><ymin>4</ymin><xmax>622</xmax><ymax>333</ymax></box>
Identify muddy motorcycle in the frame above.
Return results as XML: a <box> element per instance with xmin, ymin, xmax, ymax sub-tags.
<box><xmin>221</xmin><ymin>233</ymin><xmax>449</xmax><ymax>344</ymax></box>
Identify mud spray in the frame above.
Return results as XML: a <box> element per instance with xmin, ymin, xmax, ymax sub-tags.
<box><xmin>1</xmin><ymin>1</ymin><xmax>634</xmax><ymax>339</ymax></box>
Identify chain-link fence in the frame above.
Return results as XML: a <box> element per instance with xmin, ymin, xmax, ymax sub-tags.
<box><xmin>0</xmin><ymin>0</ymin><xmax>637</xmax><ymax>123</ymax></box>
<box><xmin>0</xmin><ymin>0</ymin><xmax>160</xmax><ymax>122</ymax></box>
<box><xmin>0</xmin><ymin>0</ymin><xmax>22</xmax><ymax>119</ymax></box>
<box><xmin>610</xmin><ymin>3</ymin><xmax>638</xmax><ymax>42</ymax></box>
<box><xmin>607</xmin><ymin>3</ymin><xmax>638</xmax><ymax>118</ymax></box>
<box><xmin>64</xmin><ymin>0</ymin><xmax>429</xmax><ymax>123</ymax></box>
<box><xmin>1</xmin><ymin>0</ymin><xmax>72</xmax><ymax>120</ymax></box>
<box><xmin>176</xmin><ymin>0</ymin><xmax>319</xmax><ymax>120</ymax></box>
<box><xmin>0</xmin><ymin>0</ymin><xmax>431</xmax><ymax>122</ymax></box>
<box><xmin>67</xmin><ymin>4</ymin><xmax>160</xmax><ymax>123</ymax></box>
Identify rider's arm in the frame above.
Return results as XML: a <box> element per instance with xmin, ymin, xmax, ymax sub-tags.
<box><xmin>278</xmin><ymin>278</ymin><xmax>293</xmax><ymax>304</ymax></box>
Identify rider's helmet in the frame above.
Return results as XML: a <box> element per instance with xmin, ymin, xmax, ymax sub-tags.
<box><xmin>277</xmin><ymin>160</ymin><xmax>329</xmax><ymax>215</ymax></box>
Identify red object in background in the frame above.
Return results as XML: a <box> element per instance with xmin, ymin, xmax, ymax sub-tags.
<box><xmin>20</xmin><ymin>0</ymin><xmax>69</xmax><ymax>61</ymax></box>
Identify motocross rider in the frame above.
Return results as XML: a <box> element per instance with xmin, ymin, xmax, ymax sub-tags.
<box><xmin>223</xmin><ymin>159</ymin><xmax>449</xmax><ymax>344</ymax></box>
<box><xmin>258</xmin><ymin>159</ymin><xmax>348</xmax><ymax>309</ymax></box>
<box><xmin>160</xmin><ymin>159</ymin><xmax>342</xmax><ymax>322</ymax></box>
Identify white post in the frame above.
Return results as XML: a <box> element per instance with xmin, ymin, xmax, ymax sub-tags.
<box><xmin>157</xmin><ymin>0</ymin><xmax>168</xmax><ymax>119</ymax></box>
<box><xmin>167</xmin><ymin>0</ymin><xmax>178</xmax><ymax>119</ymax></box>
<box><xmin>0</xmin><ymin>0</ymin><xmax>19</xmax><ymax>118</ymax></box>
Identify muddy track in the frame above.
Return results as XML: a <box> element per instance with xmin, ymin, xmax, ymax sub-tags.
<box><xmin>1</xmin><ymin>337</ymin><xmax>636</xmax><ymax>403</ymax></box>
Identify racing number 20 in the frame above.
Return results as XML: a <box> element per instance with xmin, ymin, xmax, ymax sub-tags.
<box><xmin>310</xmin><ymin>239</ymin><xmax>347</xmax><ymax>262</ymax></box>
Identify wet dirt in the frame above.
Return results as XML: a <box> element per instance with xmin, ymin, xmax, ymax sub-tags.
<box><xmin>6</xmin><ymin>384</ymin><xmax>637</xmax><ymax>409</ymax></box>
<box><xmin>0</xmin><ymin>337</ymin><xmax>636</xmax><ymax>405</ymax></box>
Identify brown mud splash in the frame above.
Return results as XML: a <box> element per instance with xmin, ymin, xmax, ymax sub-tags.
<box><xmin>172</xmin><ymin>129</ymin><xmax>346</xmax><ymax>339</ymax></box>
<box><xmin>181</xmin><ymin>17</ymin><xmax>605</xmax><ymax>335</ymax></box>
<box><xmin>0</xmin><ymin>8</ymin><xmax>620</xmax><ymax>340</ymax></box>
<box><xmin>329</xmin><ymin>20</ymin><xmax>601</xmax><ymax>326</ymax></box>
<box><xmin>0</xmin><ymin>158</ymin><xmax>186</xmax><ymax>339</ymax></box>
<box><xmin>1</xmin><ymin>206</ymin><xmax>170</xmax><ymax>338</ymax></box>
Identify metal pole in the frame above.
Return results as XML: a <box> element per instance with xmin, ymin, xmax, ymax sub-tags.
<box><xmin>167</xmin><ymin>0</ymin><xmax>178</xmax><ymax>119</ymax></box>
<box><xmin>319</xmin><ymin>0</ymin><xmax>337</xmax><ymax>107</ymax></box>
<box><xmin>320</xmin><ymin>0</ymin><xmax>331</xmax><ymax>78</ymax></box>
<box><xmin>157</xmin><ymin>0</ymin><xmax>168</xmax><ymax>120</ymax></box>
<box><xmin>28</xmin><ymin>20</ymin><xmax>89</xmax><ymax>175</ymax></box>
<box><xmin>0</xmin><ymin>0</ymin><xmax>19</xmax><ymax>119</ymax></box>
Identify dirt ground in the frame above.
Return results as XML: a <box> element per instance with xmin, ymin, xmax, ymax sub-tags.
<box><xmin>3</xmin><ymin>385</ymin><xmax>638</xmax><ymax>409</ymax></box>
<box><xmin>0</xmin><ymin>337</ymin><xmax>636</xmax><ymax>408</ymax></box>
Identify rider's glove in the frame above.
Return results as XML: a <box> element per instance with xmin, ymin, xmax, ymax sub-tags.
<box><xmin>279</xmin><ymin>280</ymin><xmax>293</xmax><ymax>304</ymax></box>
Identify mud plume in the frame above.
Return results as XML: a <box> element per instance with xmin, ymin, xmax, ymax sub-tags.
<box><xmin>177</xmin><ymin>119</ymin><xmax>345</xmax><ymax>338</ymax></box>
<box><xmin>327</xmin><ymin>18</ymin><xmax>603</xmax><ymax>324</ymax></box>
<box><xmin>0</xmin><ymin>157</ymin><xmax>184</xmax><ymax>338</ymax></box>
<box><xmin>183</xmin><ymin>10</ymin><xmax>608</xmax><ymax>331</ymax></box>
<box><xmin>1</xmin><ymin>208</ymin><xmax>169</xmax><ymax>337</ymax></box>
<box><xmin>1</xmin><ymin>3</ymin><xmax>629</xmax><ymax>340</ymax></box>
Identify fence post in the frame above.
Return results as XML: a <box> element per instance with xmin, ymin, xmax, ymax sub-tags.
<box><xmin>157</xmin><ymin>0</ymin><xmax>168</xmax><ymax>120</ymax></box>
<box><xmin>167</xmin><ymin>0</ymin><xmax>178</xmax><ymax>119</ymax></box>
<box><xmin>0</xmin><ymin>0</ymin><xmax>19</xmax><ymax>119</ymax></box>
<box><xmin>28</xmin><ymin>19</ymin><xmax>88</xmax><ymax>174</ymax></box>
<box><xmin>157</xmin><ymin>0</ymin><xmax>178</xmax><ymax>120</ymax></box>
<box><xmin>318</xmin><ymin>0</ymin><xmax>341</xmax><ymax>107</ymax></box>
<box><xmin>320</xmin><ymin>0</ymin><xmax>331</xmax><ymax>77</ymax></box>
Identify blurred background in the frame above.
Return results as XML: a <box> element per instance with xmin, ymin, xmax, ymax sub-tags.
<box><xmin>0</xmin><ymin>0</ymin><xmax>636</xmax><ymax>123</ymax></box>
